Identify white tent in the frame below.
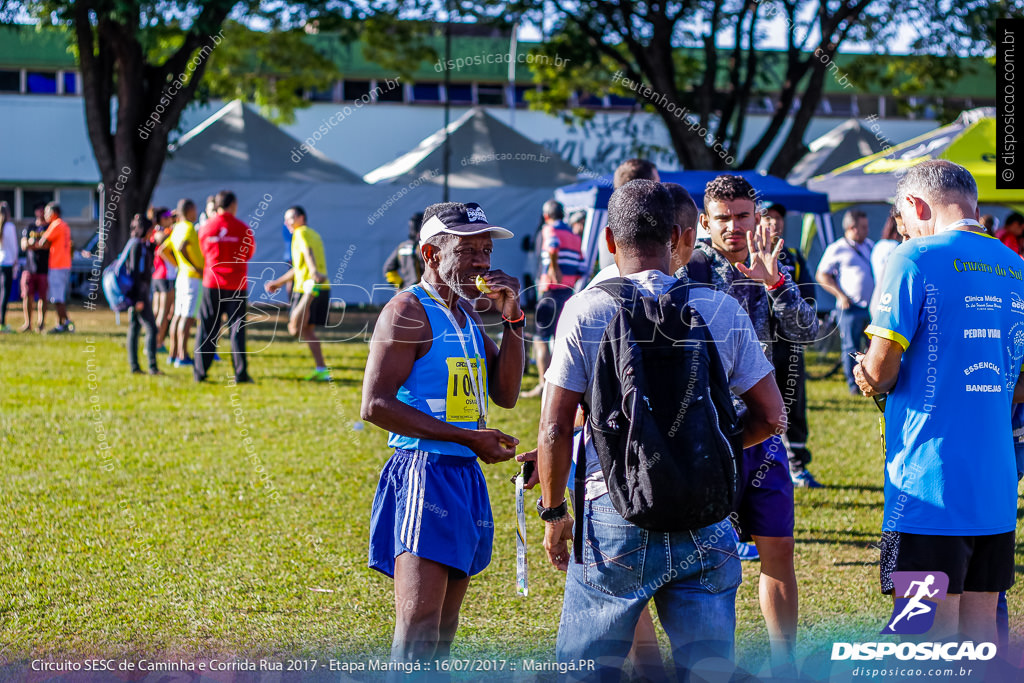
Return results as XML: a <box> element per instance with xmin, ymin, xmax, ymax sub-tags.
<box><xmin>154</xmin><ymin>104</ymin><xmax>548</xmax><ymax>304</ymax></box>
<box><xmin>364</xmin><ymin>108</ymin><xmax>579</xmax><ymax>187</ymax></box>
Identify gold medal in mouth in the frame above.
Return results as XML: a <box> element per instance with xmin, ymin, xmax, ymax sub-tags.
<box><xmin>475</xmin><ymin>274</ymin><xmax>492</xmax><ymax>294</ymax></box>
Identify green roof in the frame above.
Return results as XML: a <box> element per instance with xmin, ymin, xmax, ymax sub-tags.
<box><xmin>0</xmin><ymin>23</ymin><xmax>995</xmax><ymax>98</ymax></box>
<box><xmin>306</xmin><ymin>33</ymin><xmax>536</xmax><ymax>83</ymax></box>
<box><xmin>0</xmin><ymin>25</ymin><xmax>74</xmax><ymax>70</ymax></box>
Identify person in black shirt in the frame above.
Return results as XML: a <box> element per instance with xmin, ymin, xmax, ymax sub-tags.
<box><xmin>762</xmin><ymin>202</ymin><xmax>823</xmax><ymax>488</ymax></box>
<box><xmin>382</xmin><ymin>213</ymin><xmax>425</xmax><ymax>289</ymax></box>
<box><xmin>19</xmin><ymin>202</ymin><xmax>50</xmax><ymax>332</ymax></box>
<box><xmin>123</xmin><ymin>214</ymin><xmax>160</xmax><ymax>374</ymax></box>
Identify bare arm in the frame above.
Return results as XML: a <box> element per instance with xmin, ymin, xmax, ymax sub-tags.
<box><xmin>264</xmin><ymin>267</ymin><xmax>294</xmax><ymax>293</ymax></box>
<box><xmin>538</xmin><ymin>383</ymin><xmax>584</xmax><ymax>571</ymax></box>
<box><xmin>155</xmin><ymin>239</ymin><xmax>174</xmax><ymax>263</ymax></box>
<box><xmin>303</xmin><ymin>245</ymin><xmax>327</xmax><ymax>284</ymax></box>
<box><xmin>738</xmin><ymin>374</ymin><xmax>787</xmax><ymax>447</ymax></box>
<box><xmin>853</xmin><ymin>335</ymin><xmax>904</xmax><ymax>396</ymax></box>
<box><xmin>360</xmin><ymin>294</ymin><xmax>518</xmax><ymax>463</ymax></box>
<box><xmin>547</xmin><ymin>248</ymin><xmax>563</xmax><ymax>284</ymax></box>
<box><xmin>474</xmin><ymin>270</ymin><xmax>525</xmax><ymax>409</ymax></box>
<box><xmin>816</xmin><ymin>271</ymin><xmax>851</xmax><ymax>309</ymax></box>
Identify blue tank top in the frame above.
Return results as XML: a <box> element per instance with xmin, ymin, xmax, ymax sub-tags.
<box><xmin>388</xmin><ymin>285</ymin><xmax>489</xmax><ymax>458</ymax></box>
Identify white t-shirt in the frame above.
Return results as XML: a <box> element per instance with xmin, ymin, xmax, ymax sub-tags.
<box><xmin>0</xmin><ymin>221</ymin><xmax>17</xmax><ymax>267</ymax></box>
<box><xmin>816</xmin><ymin>237</ymin><xmax>876</xmax><ymax>308</ymax></box>
<box><xmin>546</xmin><ymin>268</ymin><xmax>773</xmax><ymax>499</ymax></box>
<box><xmin>869</xmin><ymin>239</ymin><xmax>900</xmax><ymax>315</ymax></box>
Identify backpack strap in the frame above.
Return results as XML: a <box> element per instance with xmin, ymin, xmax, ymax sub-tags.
<box><xmin>573</xmin><ymin>414</ymin><xmax>588</xmax><ymax>565</ymax></box>
<box><xmin>593</xmin><ymin>276</ymin><xmax>640</xmax><ymax>308</ymax></box>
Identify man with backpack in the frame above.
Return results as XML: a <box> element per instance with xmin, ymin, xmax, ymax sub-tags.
<box><xmin>685</xmin><ymin>175</ymin><xmax>820</xmax><ymax>670</ymax></box>
<box><xmin>536</xmin><ymin>180</ymin><xmax>786</xmax><ymax>679</ymax></box>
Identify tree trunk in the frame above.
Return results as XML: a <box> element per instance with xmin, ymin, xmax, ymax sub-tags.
<box><xmin>74</xmin><ymin>2</ymin><xmax>230</xmax><ymax>257</ymax></box>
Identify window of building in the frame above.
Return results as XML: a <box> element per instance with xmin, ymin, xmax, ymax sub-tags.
<box><xmin>309</xmin><ymin>84</ymin><xmax>336</xmax><ymax>102</ymax></box>
<box><xmin>514</xmin><ymin>85</ymin><xmax>534</xmax><ymax>106</ymax></box>
<box><xmin>0</xmin><ymin>70</ymin><xmax>20</xmax><ymax>92</ymax></box>
<box><xmin>62</xmin><ymin>71</ymin><xmax>77</xmax><ymax>95</ymax></box>
<box><xmin>0</xmin><ymin>189</ymin><xmax>14</xmax><ymax>214</ymax></box>
<box><xmin>343</xmin><ymin>80</ymin><xmax>371</xmax><ymax>102</ymax></box>
<box><xmin>477</xmin><ymin>83</ymin><xmax>505</xmax><ymax>105</ymax></box>
<box><xmin>375</xmin><ymin>80</ymin><xmax>404</xmax><ymax>102</ymax></box>
<box><xmin>856</xmin><ymin>95</ymin><xmax>880</xmax><ymax>117</ymax></box>
<box><xmin>57</xmin><ymin>188</ymin><xmax>93</xmax><ymax>220</ymax></box>
<box><xmin>578</xmin><ymin>92</ymin><xmax>604</xmax><ymax>108</ymax></box>
<box><xmin>608</xmin><ymin>94</ymin><xmax>636</xmax><ymax>108</ymax></box>
<box><xmin>22</xmin><ymin>191</ymin><xmax>54</xmax><ymax>219</ymax></box>
<box><xmin>446</xmin><ymin>84</ymin><xmax>473</xmax><ymax>104</ymax></box>
<box><xmin>446</xmin><ymin>84</ymin><xmax>473</xmax><ymax>103</ymax></box>
<box><xmin>412</xmin><ymin>83</ymin><xmax>441</xmax><ymax>102</ymax></box>
<box><xmin>26</xmin><ymin>71</ymin><xmax>57</xmax><ymax>94</ymax></box>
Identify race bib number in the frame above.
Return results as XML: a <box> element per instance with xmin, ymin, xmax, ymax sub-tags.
<box><xmin>446</xmin><ymin>357</ymin><xmax>483</xmax><ymax>422</ymax></box>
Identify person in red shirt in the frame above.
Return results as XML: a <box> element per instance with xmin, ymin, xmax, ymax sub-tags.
<box><xmin>995</xmin><ymin>212</ymin><xmax>1023</xmax><ymax>255</ymax></box>
<box><xmin>521</xmin><ymin>200</ymin><xmax>584</xmax><ymax>397</ymax></box>
<box><xmin>194</xmin><ymin>190</ymin><xmax>255</xmax><ymax>383</ymax></box>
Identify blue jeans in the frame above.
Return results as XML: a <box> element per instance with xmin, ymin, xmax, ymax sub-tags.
<box><xmin>556</xmin><ymin>494</ymin><xmax>741</xmax><ymax>682</ymax></box>
<box><xmin>839</xmin><ymin>306</ymin><xmax>871</xmax><ymax>391</ymax></box>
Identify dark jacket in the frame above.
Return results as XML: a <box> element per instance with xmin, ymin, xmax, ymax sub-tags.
<box><xmin>125</xmin><ymin>237</ymin><xmax>153</xmax><ymax>302</ymax></box>
<box><xmin>681</xmin><ymin>239</ymin><xmax>819</xmax><ymax>358</ymax></box>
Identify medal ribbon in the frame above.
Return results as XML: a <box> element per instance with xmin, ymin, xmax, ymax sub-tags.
<box><xmin>419</xmin><ymin>281</ymin><xmax>487</xmax><ymax>425</ymax></box>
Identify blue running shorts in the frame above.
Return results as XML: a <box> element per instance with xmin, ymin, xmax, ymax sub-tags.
<box><xmin>369</xmin><ymin>448</ymin><xmax>493</xmax><ymax>578</ymax></box>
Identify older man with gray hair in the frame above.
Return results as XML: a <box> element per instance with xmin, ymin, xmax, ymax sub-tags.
<box><xmin>854</xmin><ymin>160</ymin><xmax>1024</xmax><ymax>642</ymax></box>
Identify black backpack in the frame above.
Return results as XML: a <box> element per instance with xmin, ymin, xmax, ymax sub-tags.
<box><xmin>574</xmin><ymin>277</ymin><xmax>743</xmax><ymax>560</ymax></box>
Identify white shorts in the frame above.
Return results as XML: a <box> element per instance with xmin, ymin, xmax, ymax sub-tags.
<box><xmin>47</xmin><ymin>268</ymin><xmax>70</xmax><ymax>304</ymax></box>
<box><xmin>174</xmin><ymin>276</ymin><xmax>202</xmax><ymax>319</ymax></box>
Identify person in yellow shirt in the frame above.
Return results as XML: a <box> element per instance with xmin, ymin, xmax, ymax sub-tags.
<box><xmin>265</xmin><ymin>206</ymin><xmax>331</xmax><ymax>381</ymax></box>
<box><xmin>166</xmin><ymin>198</ymin><xmax>204</xmax><ymax>367</ymax></box>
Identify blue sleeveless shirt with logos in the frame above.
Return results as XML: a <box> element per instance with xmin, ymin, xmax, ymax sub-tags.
<box><xmin>388</xmin><ymin>285</ymin><xmax>488</xmax><ymax>458</ymax></box>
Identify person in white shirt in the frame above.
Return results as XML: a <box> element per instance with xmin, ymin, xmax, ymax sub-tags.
<box><xmin>869</xmin><ymin>207</ymin><xmax>903</xmax><ymax>317</ymax></box>
<box><xmin>816</xmin><ymin>210</ymin><xmax>875</xmax><ymax>394</ymax></box>
<box><xmin>0</xmin><ymin>202</ymin><xmax>17</xmax><ymax>332</ymax></box>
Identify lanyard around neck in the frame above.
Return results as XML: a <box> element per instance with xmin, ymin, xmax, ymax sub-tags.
<box><xmin>940</xmin><ymin>219</ymin><xmax>984</xmax><ymax>233</ymax></box>
<box><xmin>419</xmin><ymin>280</ymin><xmax>486</xmax><ymax>422</ymax></box>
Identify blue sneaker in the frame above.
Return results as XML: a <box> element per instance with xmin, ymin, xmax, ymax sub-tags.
<box><xmin>736</xmin><ymin>541</ymin><xmax>760</xmax><ymax>562</ymax></box>
<box><xmin>791</xmin><ymin>469</ymin><xmax>825</xmax><ymax>489</ymax></box>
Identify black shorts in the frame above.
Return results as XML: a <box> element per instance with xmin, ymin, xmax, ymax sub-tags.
<box><xmin>534</xmin><ymin>288</ymin><xmax>573</xmax><ymax>340</ymax></box>
<box><xmin>879</xmin><ymin>530</ymin><xmax>1015</xmax><ymax>594</ymax></box>
<box><xmin>290</xmin><ymin>289</ymin><xmax>330</xmax><ymax>327</ymax></box>
<box><xmin>152</xmin><ymin>279</ymin><xmax>174</xmax><ymax>293</ymax></box>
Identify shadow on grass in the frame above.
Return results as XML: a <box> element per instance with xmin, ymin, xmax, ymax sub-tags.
<box><xmin>822</xmin><ymin>484</ymin><xmax>883</xmax><ymax>494</ymax></box>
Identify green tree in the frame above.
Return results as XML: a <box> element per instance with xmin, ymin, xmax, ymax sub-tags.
<box><xmin>0</xmin><ymin>1</ymin><xmax>347</xmax><ymax>251</ymax></box>
<box><xmin>455</xmin><ymin>0</ymin><xmax>1009</xmax><ymax>175</ymax></box>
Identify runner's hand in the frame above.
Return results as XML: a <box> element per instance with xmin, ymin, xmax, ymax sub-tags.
<box><xmin>470</xmin><ymin>428</ymin><xmax>519</xmax><ymax>464</ymax></box>
<box><xmin>514</xmin><ymin>449</ymin><xmax>540</xmax><ymax>489</ymax></box>
<box><xmin>544</xmin><ymin>516</ymin><xmax>574</xmax><ymax>571</ymax></box>
<box><xmin>736</xmin><ymin>223</ymin><xmax>783</xmax><ymax>285</ymax></box>
<box><xmin>477</xmin><ymin>270</ymin><xmax>522</xmax><ymax>320</ymax></box>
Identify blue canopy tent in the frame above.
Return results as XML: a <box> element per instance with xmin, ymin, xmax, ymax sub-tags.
<box><xmin>556</xmin><ymin>170</ymin><xmax>834</xmax><ymax>284</ymax></box>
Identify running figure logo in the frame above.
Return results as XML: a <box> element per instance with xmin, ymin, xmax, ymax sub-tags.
<box><xmin>882</xmin><ymin>571</ymin><xmax>950</xmax><ymax>635</ymax></box>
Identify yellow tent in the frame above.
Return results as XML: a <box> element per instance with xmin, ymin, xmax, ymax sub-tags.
<box><xmin>807</xmin><ymin>108</ymin><xmax>1024</xmax><ymax>213</ymax></box>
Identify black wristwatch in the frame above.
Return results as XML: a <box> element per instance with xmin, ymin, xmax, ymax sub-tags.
<box><xmin>536</xmin><ymin>498</ymin><xmax>569</xmax><ymax>522</ymax></box>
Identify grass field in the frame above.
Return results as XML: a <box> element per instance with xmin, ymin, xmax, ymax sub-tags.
<box><xmin>1</xmin><ymin>305</ymin><xmax>1023</xmax><ymax>678</ymax></box>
